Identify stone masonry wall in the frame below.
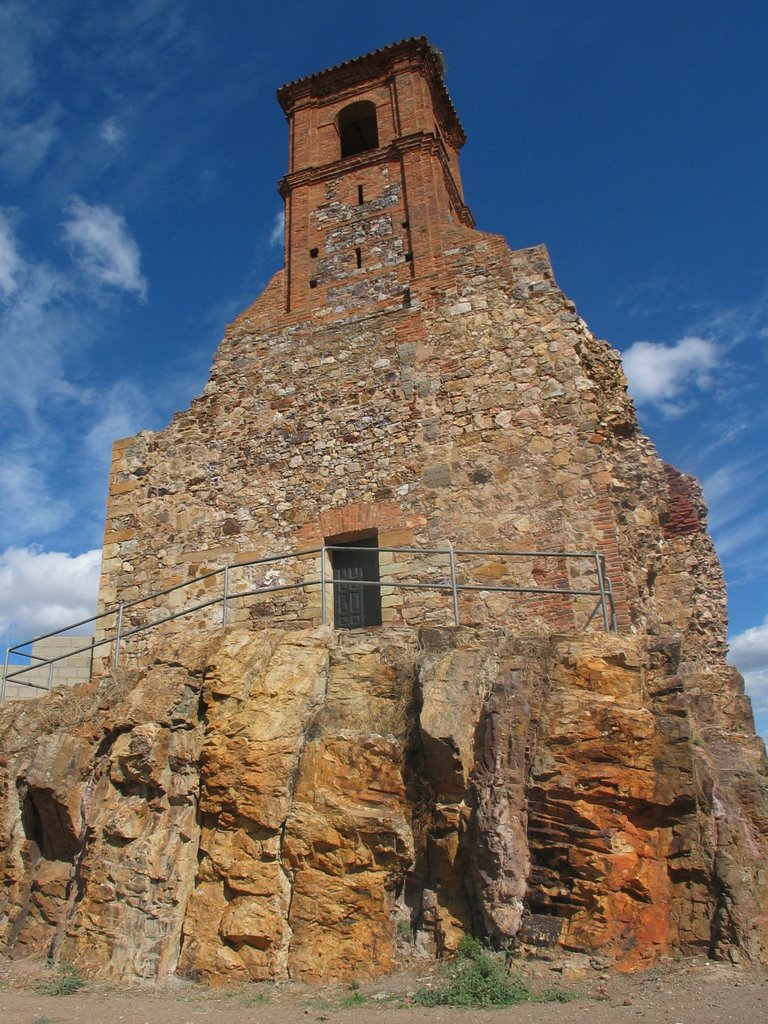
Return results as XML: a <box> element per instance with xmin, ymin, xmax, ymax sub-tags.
<box><xmin>96</xmin><ymin>223</ymin><xmax>726</xmax><ymax>668</ymax></box>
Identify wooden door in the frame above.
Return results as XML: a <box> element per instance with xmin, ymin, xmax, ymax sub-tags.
<box><xmin>332</xmin><ymin>539</ymin><xmax>382</xmax><ymax>628</ymax></box>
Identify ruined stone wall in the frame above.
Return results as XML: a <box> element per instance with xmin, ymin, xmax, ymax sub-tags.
<box><xmin>97</xmin><ymin>226</ymin><xmax>726</xmax><ymax>664</ymax></box>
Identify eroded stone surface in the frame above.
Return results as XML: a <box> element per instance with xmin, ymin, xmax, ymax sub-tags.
<box><xmin>2</xmin><ymin>626</ymin><xmax>766</xmax><ymax>982</ymax></box>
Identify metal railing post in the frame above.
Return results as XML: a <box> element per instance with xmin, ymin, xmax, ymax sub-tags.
<box><xmin>113</xmin><ymin>603</ymin><xmax>124</xmax><ymax>670</ymax></box>
<box><xmin>47</xmin><ymin>662</ymin><xmax>53</xmax><ymax>691</ymax></box>
<box><xmin>1</xmin><ymin>648</ymin><xmax>9</xmax><ymax>702</ymax></box>
<box><xmin>605</xmin><ymin>565</ymin><xmax>618</xmax><ymax>632</ymax></box>
<box><xmin>448</xmin><ymin>543</ymin><xmax>460</xmax><ymax>626</ymax></box>
<box><xmin>222</xmin><ymin>564</ymin><xmax>229</xmax><ymax>627</ymax></box>
<box><xmin>320</xmin><ymin>545</ymin><xmax>327</xmax><ymax>625</ymax></box>
<box><xmin>594</xmin><ymin>553</ymin><xmax>610</xmax><ymax>633</ymax></box>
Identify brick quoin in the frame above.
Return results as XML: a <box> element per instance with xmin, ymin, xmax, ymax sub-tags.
<box><xmin>662</xmin><ymin>463</ymin><xmax>704</xmax><ymax>539</ymax></box>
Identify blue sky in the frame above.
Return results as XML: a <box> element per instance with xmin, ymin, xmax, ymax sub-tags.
<box><xmin>1</xmin><ymin>1</ymin><xmax>767</xmax><ymax>734</ymax></box>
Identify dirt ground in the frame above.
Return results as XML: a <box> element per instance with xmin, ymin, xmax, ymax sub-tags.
<box><xmin>1</xmin><ymin>955</ymin><xmax>766</xmax><ymax>1024</ymax></box>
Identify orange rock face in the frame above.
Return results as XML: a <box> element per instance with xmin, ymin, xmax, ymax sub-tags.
<box><xmin>1</xmin><ymin>626</ymin><xmax>767</xmax><ymax>982</ymax></box>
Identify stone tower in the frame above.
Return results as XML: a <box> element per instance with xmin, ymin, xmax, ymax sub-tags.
<box><xmin>3</xmin><ymin>39</ymin><xmax>767</xmax><ymax>985</ymax></box>
<box><xmin>97</xmin><ymin>37</ymin><xmax>725</xmax><ymax>652</ymax></box>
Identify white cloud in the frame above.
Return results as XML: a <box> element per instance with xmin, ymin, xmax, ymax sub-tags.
<box><xmin>269</xmin><ymin>209</ymin><xmax>285</xmax><ymax>247</ymax></box>
<box><xmin>730</xmin><ymin>616</ymin><xmax>768</xmax><ymax>717</ymax></box>
<box><xmin>0</xmin><ymin>546</ymin><xmax>101</xmax><ymax>640</ymax></box>
<box><xmin>62</xmin><ymin>196</ymin><xmax>147</xmax><ymax>299</ymax></box>
<box><xmin>622</xmin><ymin>335</ymin><xmax>719</xmax><ymax>417</ymax></box>
<box><xmin>99</xmin><ymin>116</ymin><xmax>126</xmax><ymax>148</ymax></box>
<box><xmin>0</xmin><ymin>209</ymin><xmax>23</xmax><ymax>299</ymax></box>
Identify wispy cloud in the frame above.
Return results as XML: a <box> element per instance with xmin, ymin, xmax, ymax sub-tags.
<box><xmin>98</xmin><ymin>116</ymin><xmax>127</xmax><ymax>149</ymax></box>
<box><xmin>0</xmin><ymin>443</ymin><xmax>73</xmax><ymax>544</ymax></box>
<box><xmin>269</xmin><ymin>209</ymin><xmax>285</xmax><ymax>247</ymax></box>
<box><xmin>73</xmin><ymin>0</ymin><xmax>197</xmax><ymax>89</ymax></box>
<box><xmin>0</xmin><ymin>2</ymin><xmax>60</xmax><ymax>182</ymax></box>
<box><xmin>0</xmin><ymin>546</ymin><xmax>101</xmax><ymax>639</ymax></box>
<box><xmin>703</xmin><ymin>456</ymin><xmax>768</xmax><ymax>532</ymax></box>
<box><xmin>0</xmin><ymin>195</ymin><xmax>155</xmax><ymax>562</ymax></box>
<box><xmin>0</xmin><ymin>256</ymin><xmax>77</xmax><ymax>422</ymax></box>
<box><xmin>62</xmin><ymin>196</ymin><xmax>147</xmax><ymax>299</ymax></box>
<box><xmin>700</xmin><ymin>457</ymin><xmax>768</xmax><ymax>581</ymax></box>
<box><xmin>623</xmin><ymin>335</ymin><xmax>719</xmax><ymax>417</ymax></box>
<box><xmin>0</xmin><ymin>107</ymin><xmax>60</xmax><ymax>181</ymax></box>
<box><xmin>0</xmin><ymin>0</ymin><xmax>56</xmax><ymax>102</ymax></box>
<box><xmin>730</xmin><ymin>615</ymin><xmax>768</xmax><ymax>718</ymax></box>
<box><xmin>83</xmin><ymin>379</ymin><xmax>154</xmax><ymax>461</ymax></box>
<box><xmin>0</xmin><ymin>208</ymin><xmax>23</xmax><ymax>298</ymax></box>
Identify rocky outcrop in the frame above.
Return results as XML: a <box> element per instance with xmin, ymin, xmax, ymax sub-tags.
<box><xmin>1</xmin><ymin>625</ymin><xmax>766</xmax><ymax>982</ymax></box>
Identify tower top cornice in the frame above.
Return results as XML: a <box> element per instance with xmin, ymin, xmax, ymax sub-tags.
<box><xmin>277</xmin><ymin>36</ymin><xmax>466</xmax><ymax>148</ymax></box>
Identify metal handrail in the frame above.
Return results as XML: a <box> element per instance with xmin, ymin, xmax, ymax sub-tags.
<box><xmin>1</xmin><ymin>544</ymin><xmax>617</xmax><ymax>700</ymax></box>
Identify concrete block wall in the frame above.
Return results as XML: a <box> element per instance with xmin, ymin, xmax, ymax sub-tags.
<box><xmin>3</xmin><ymin>636</ymin><xmax>93</xmax><ymax>701</ymax></box>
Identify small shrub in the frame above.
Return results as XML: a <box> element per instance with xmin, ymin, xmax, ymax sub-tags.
<box><xmin>414</xmin><ymin>935</ymin><xmax>572</xmax><ymax>1008</ymax></box>
<box><xmin>38</xmin><ymin>960</ymin><xmax>86</xmax><ymax>995</ymax></box>
<box><xmin>396</xmin><ymin>919</ymin><xmax>415</xmax><ymax>943</ymax></box>
<box><xmin>340</xmin><ymin>990</ymin><xmax>367</xmax><ymax>1007</ymax></box>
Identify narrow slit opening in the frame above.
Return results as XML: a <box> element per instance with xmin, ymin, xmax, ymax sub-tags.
<box><xmin>355</xmin><ymin>247</ymin><xmax>362</xmax><ymax>269</ymax></box>
<box><xmin>357</xmin><ymin>185</ymin><xmax>364</xmax><ymax>205</ymax></box>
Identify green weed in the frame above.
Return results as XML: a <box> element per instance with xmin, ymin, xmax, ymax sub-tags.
<box><xmin>534</xmin><ymin>985</ymin><xmax>577</xmax><ymax>1003</ymax></box>
<box><xmin>414</xmin><ymin>935</ymin><xmax>573</xmax><ymax>1008</ymax></box>
<box><xmin>38</xmin><ymin>960</ymin><xmax>86</xmax><ymax>996</ymax></box>
<box><xmin>239</xmin><ymin>992</ymin><xmax>270</xmax><ymax>1006</ymax></box>
<box><xmin>340</xmin><ymin>991</ymin><xmax>367</xmax><ymax>1007</ymax></box>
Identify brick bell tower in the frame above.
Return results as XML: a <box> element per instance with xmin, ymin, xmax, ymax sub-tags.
<box><xmin>276</xmin><ymin>37</ymin><xmax>474</xmax><ymax>315</ymax></box>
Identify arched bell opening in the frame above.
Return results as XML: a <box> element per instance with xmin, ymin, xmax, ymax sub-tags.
<box><xmin>338</xmin><ymin>100</ymin><xmax>379</xmax><ymax>158</ymax></box>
